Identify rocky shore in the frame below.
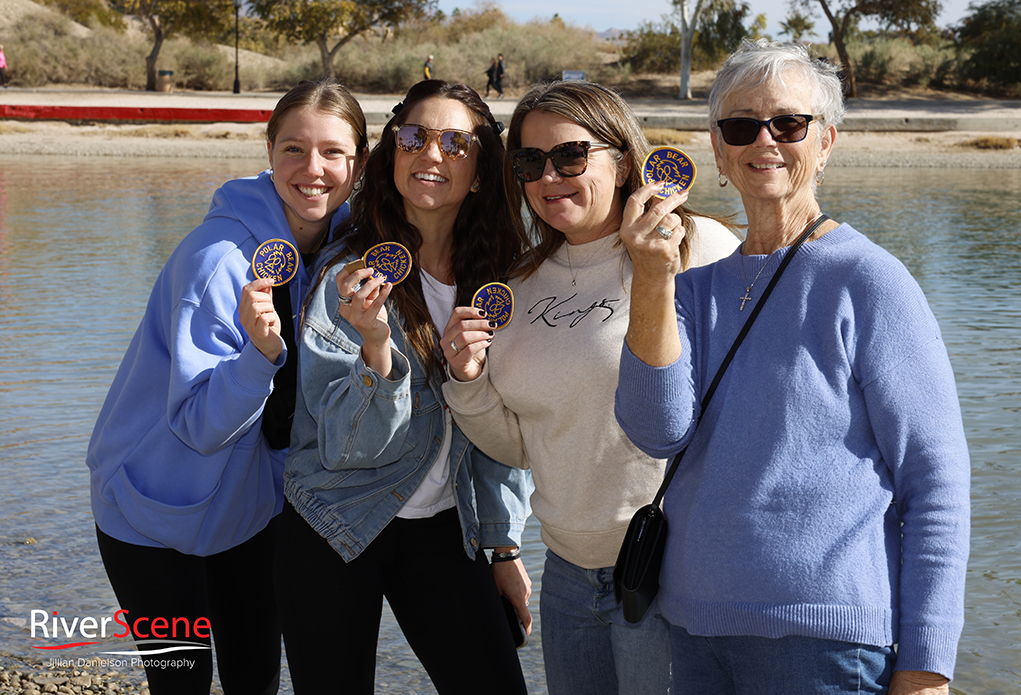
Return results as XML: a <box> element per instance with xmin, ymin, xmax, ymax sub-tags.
<box><xmin>0</xmin><ymin>661</ymin><xmax>149</xmax><ymax>695</ymax></box>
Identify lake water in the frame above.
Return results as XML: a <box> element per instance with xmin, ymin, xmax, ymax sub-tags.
<box><xmin>0</xmin><ymin>155</ymin><xmax>1018</xmax><ymax>694</ymax></box>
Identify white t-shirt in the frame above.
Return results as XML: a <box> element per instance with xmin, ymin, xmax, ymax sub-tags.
<box><xmin>396</xmin><ymin>269</ymin><xmax>457</xmax><ymax>519</ymax></box>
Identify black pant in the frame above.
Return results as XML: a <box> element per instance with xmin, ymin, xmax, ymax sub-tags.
<box><xmin>96</xmin><ymin>520</ymin><xmax>281</xmax><ymax>695</ymax></box>
<box><xmin>275</xmin><ymin>502</ymin><xmax>527</xmax><ymax>695</ymax></box>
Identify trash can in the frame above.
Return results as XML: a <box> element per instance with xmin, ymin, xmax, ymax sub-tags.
<box><xmin>156</xmin><ymin>69</ymin><xmax>174</xmax><ymax>93</ymax></box>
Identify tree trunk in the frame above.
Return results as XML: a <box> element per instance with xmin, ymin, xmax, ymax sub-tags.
<box><xmin>816</xmin><ymin>0</ymin><xmax>858</xmax><ymax>97</ymax></box>
<box><xmin>144</xmin><ymin>18</ymin><xmax>165</xmax><ymax>92</ymax></box>
<box><xmin>679</xmin><ymin>29</ymin><xmax>695</xmax><ymax>99</ymax></box>
<box><xmin>317</xmin><ymin>36</ymin><xmax>335</xmax><ymax>77</ymax></box>
<box><xmin>675</xmin><ymin>0</ymin><xmax>705</xmax><ymax>100</ymax></box>
<box><xmin>834</xmin><ymin>33</ymin><xmax>857</xmax><ymax>97</ymax></box>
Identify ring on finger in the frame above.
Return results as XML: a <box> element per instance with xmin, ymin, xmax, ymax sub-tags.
<box><xmin>450</xmin><ymin>339</ymin><xmax>460</xmax><ymax>354</ymax></box>
<box><xmin>655</xmin><ymin>225</ymin><xmax>673</xmax><ymax>240</ymax></box>
<box><xmin>338</xmin><ymin>294</ymin><xmax>353</xmax><ymax>306</ymax></box>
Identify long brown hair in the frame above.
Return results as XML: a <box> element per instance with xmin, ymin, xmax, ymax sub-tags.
<box><xmin>506</xmin><ymin>81</ymin><xmax>721</xmax><ymax>279</ymax></box>
<box><xmin>309</xmin><ymin>80</ymin><xmax>527</xmax><ymax>381</ymax></box>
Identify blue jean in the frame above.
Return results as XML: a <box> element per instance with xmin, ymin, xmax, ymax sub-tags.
<box><xmin>670</xmin><ymin>625</ymin><xmax>895</xmax><ymax>694</ymax></box>
<box><xmin>540</xmin><ymin>550</ymin><xmax>671</xmax><ymax>695</ymax></box>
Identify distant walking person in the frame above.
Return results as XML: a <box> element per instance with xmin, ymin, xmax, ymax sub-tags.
<box><xmin>424</xmin><ymin>54</ymin><xmax>434</xmax><ymax>80</ymax></box>
<box><xmin>484</xmin><ymin>57</ymin><xmax>498</xmax><ymax>97</ymax></box>
<box><xmin>0</xmin><ymin>45</ymin><xmax>9</xmax><ymax>87</ymax></box>
<box><xmin>494</xmin><ymin>54</ymin><xmax>505</xmax><ymax>97</ymax></box>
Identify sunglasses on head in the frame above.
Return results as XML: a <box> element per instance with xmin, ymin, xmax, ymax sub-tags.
<box><xmin>715</xmin><ymin>114</ymin><xmax>816</xmax><ymax>146</ymax></box>
<box><xmin>392</xmin><ymin>124</ymin><xmax>478</xmax><ymax>159</ymax></box>
<box><xmin>509</xmin><ymin>141</ymin><xmax>611</xmax><ymax>183</ymax></box>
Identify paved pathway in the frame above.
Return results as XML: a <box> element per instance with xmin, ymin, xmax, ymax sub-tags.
<box><xmin>2</xmin><ymin>87</ymin><xmax>1020</xmax><ymax>132</ymax></box>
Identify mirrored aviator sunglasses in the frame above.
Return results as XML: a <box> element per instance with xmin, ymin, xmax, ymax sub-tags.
<box><xmin>510</xmin><ymin>141</ymin><xmax>610</xmax><ymax>183</ymax></box>
<box><xmin>392</xmin><ymin>124</ymin><xmax>477</xmax><ymax>159</ymax></box>
<box><xmin>716</xmin><ymin>114</ymin><xmax>815</xmax><ymax>146</ymax></box>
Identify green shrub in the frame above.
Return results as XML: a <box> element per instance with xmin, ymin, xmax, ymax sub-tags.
<box><xmin>622</xmin><ymin>21</ymin><xmax>681</xmax><ymax>74</ymax></box>
<box><xmin>855</xmin><ymin>40</ymin><xmax>893</xmax><ymax>83</ymax></box>
<box><xmin>845</xmin><ymin>35</ymin><xmax>961</xmax><ymax>91</ymax></box>
<box><xmin>165</xmin><ymin>43</ymin><xmax>232</xmax><ymax>91</ymax></box>
<box><xmin>0</xmin><ymin>15</ymin><xmax>145</xmax><ymax>88</ymax></box>
<box><xmin>904</xmin><ymin>43</ymin><xmax>957</xmax><ymax>88</ymax></box>
<box><xmin>321</xmin><ymin>14</ymin><xmax>606</xmax><ymax>95</ymax></box>
<box><xmin>956</xmin><ymin>0</ymin><xmax>1021</xmax><ymax>95</ymax></box>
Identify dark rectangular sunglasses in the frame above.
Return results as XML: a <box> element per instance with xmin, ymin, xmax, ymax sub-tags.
<box><xmin>510</xmin><ymin>141</ymin><xmax>610</xmax><ymax>183</ymax></box>
<box><xmin>716</xmin><ymin>114</ymin><xmax>816</xmax><ymax>146</ymax></box>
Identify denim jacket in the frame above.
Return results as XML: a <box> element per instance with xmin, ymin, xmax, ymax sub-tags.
<box><xmin>284</xmin><ymin>251</ymin><xmax>532</xmax><ymax>562</ymax></box>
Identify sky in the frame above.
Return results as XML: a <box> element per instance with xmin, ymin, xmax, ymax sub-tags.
<box><xmin>436</xmin><ymin>0</ymin><xmax>975</xmax><ymax>38</ymax></box>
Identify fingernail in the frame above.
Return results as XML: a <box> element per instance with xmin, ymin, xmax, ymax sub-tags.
<box><xmin>487</xmin><ymin>331</ymin><xmax>494</xmax><ymax>337</ymax></box>
<box><xmin>488</xmin><ymin>321</ymin><xmax>497</xmax><ymax>328</ymax></box>
<box><xmin>478</xmin><ymin>309</ymin><xmax>487</xmax><ymax>317</ymax></box>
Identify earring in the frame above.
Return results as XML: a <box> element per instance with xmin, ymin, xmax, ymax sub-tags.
<box><xmin>718</xmin><ymin>171</ymin><xmax>728</xmax><ymax>188</ymax></box>
<box><xmin>353</xmin><ymin>176</ymin><xmax>363</xmax><ymax>192</ymax></box>
<box><xmin>470</xmin><ymin>180</ymin><xmax>480</xmax><ymax>192</ymax></box>
<box><xmin>815</xmin><ymin>169</ymin><xmax>825</xmax><ymax>186</ymax></box>
<box><xmin>270</xmin><ymin>169</ymin><xmax>275</xmax><ymax>183</ymax></box>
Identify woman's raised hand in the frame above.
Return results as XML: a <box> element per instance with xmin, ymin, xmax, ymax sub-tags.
<box><xmin>442</xmin><ymin>306</ymin><xmax>496</xmax><ymax>382</ymax></box>
<box><xmin>336</xmin><ymin>264</ymin><xmax>394</xmax><ymax>377</ymax></box>
<box><xmin>619</xmin><ymin>182</ymin><xmax>691</xmax><ymax>367</ymax></box>
<box><xmin>239</xmin><ymin>277</ymin><xmax>283</xmax><ymax>363</ymax></box>
<box><xmin>618</xmin><ymin>181</ymin><xmax>690</xmax><ymax>282</ymax></box>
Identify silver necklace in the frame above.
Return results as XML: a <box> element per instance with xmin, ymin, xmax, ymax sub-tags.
<box><xmin>739</xmin><ymin>252</ymin><xmax>769</xmax><ymax>311</ymax></box>
<box><xmin>565</xmin><ymin>241</ymin><xmax>600</xmax><ymax>286</ymax></box>
<box><xmin>739</xmin><ymin>213</ymin><xmax>824</xmax><ymax>311</ymax></box>
<box><xmin>565</xmin><ymin>243</ymin><xmax>579</xmax><ymax>286</ymax></box>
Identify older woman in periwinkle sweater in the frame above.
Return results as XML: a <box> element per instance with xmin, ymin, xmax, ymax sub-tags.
<box><xmin>615</xmin><ymin>39</ymin><xmax>970</xmax><ymax>695</ymax></box>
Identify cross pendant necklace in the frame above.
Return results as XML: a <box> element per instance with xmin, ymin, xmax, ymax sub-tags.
<box><xmin>739</xmin><ymin>254</ymin><xmax>769</xmax><ymax>311</ymax></box>
<box><xmin>739</xmin><ymin>213</ymin><xmax>825</xmax><ymax>310</ymax></box>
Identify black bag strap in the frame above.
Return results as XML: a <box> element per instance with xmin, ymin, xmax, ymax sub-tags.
<box><xmin>650</xmin><ymin>214</ymin><xmax>830</xmax><ymax>506</ymax></box>
<box><xmin>260</xmin><ymin>280</ymin><xmax>298</xmax><ymax>449</ymax></box>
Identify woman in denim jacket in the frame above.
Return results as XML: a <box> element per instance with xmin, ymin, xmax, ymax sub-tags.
<box><xmin>276</xmin><ymin>81</ymin><xmax>533</xmax><ymax>695</ymax></box>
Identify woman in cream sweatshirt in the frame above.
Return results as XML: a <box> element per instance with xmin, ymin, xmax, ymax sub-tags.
<box><xmin>441</xmin><ymin>80</ymin><xmax>739</xmax><ymax>695</ymax></box>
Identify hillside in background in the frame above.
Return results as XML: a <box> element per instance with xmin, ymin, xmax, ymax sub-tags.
<box><xmin>0</xmin><ymin>0</ymin><xmax>1011</xmax><ymax>99</ymax></box>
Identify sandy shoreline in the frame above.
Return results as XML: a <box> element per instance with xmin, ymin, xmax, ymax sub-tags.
<box><xmin>1</xmin><ymin>120</ymin><xmax>1020</xmax><ymax>168</ymax></box>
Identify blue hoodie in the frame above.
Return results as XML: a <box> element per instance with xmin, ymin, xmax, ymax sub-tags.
<box><xmin>87</xmin><ymin>171</ymin><xmax>348</xmax><ymax>557</ymax></box>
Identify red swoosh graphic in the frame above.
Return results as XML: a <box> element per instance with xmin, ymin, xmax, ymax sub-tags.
<box><xmin>31</xmin><ymin>642</ymin><xmax>100</xmax><ymax>650</ymax></box>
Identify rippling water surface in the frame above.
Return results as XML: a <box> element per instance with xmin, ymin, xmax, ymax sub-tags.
<box><xmin>1</xmin><ymin>156</ymin><xmax>1018</xmax><ymax>693</ymax></box>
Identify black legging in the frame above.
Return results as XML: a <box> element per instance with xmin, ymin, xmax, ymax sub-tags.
<box><xmin>96</xmin><ymin>519</ymin><xmax>281</xmax><ymax>695</ymax></box>
<box><xmin>275</xmin><ymin>502</ymin><xmax>527</xmax><ymax>695</ymax></box>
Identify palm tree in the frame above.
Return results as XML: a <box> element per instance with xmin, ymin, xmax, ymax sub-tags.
<box><xmin>779</xmin><ymin>11</ymin><xmax>816</xmax><ymax>42</ymax></box>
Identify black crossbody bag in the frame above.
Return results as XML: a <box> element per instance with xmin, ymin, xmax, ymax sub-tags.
<box><xmin>613</xmin><ymin>214</ymin><xmax>829</xmax><ymax>623</ymax></box>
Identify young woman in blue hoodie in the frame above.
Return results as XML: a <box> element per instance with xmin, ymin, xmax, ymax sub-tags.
<box><xmin>86</xmin><ymin>78</ymin><xmax>368</xmax><ymax>694</ymax></box>
<box><xmin>277</xmin><ymin>81</ymin><xmax>533</xmax><ymax>694</ymax></box>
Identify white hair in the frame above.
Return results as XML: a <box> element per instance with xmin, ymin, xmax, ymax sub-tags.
<box><xmin>708</xmin><ymin>39</ymin><xmax>846</xmax><ymax>132</ymax></box>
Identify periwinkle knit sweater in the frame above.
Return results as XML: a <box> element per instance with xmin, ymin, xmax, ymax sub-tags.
<box><xmin>615</xmin><ymin>223</ymin><xmax>970</xmax><ymax>679</ymax></box>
